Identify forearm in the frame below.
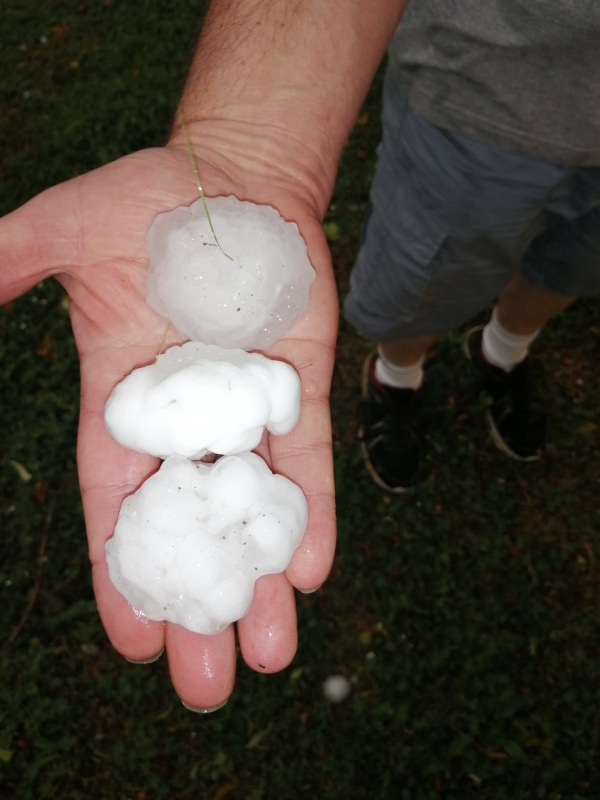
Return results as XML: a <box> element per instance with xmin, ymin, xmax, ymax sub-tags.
<box><xmin>171</xmin><ymin>0</ymin><xmax>407</xmax><ymax>216</ymax></box>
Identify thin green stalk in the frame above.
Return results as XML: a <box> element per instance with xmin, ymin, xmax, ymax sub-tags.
<box><xmin>177</xmin><ymin>106</ymin><xmax>233</xmax><ymax>261</ymax></box>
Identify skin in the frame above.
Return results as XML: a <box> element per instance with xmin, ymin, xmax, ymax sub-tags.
<box><xmin>0</xmin><ymin>0</ymin><xmax>407</xmax><ymax>710</ymax></box>
<box><xmin>495</xmin><ymin>274</ymin><xmax>575</xmax><ymax>336</ymax></box>
<box><xmin>380</xmin><ymin>274</ymin><xmax>575</xmax><ymax>367</ymax></box>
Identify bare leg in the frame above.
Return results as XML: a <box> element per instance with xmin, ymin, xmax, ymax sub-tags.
<box><xmin>379</xmin><ymin>334</ymin><xmax>436</xmax><ymax>367</ymax></box>
<box><xmin>377</xmin><ymin>273</ymin><xmax>574</xmax><ymax>370</ymax></box>
<box><xmin>496</xmin><ymin>274</ymin><xmax>575</xmax><ymax>335</ymax></box>
<box><xmin>378</xmin><ymin>274</ymin><xmax>574</xmax><ymax>365</ymax></box>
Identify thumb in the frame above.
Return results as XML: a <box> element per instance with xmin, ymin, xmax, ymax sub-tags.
<box><xmin>0</xmin><ymin>181</ymin><xmax>81</xmax><ymax>303</ymax></box>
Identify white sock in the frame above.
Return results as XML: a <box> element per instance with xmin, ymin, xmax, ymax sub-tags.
<box><xmin>375</xmin><ymin>348</ymin><xmax>424</xmax><ymax>391</ymax></box>
<box><xmin>481</xmin><ymin>307</ymin><xmax>539</xmax><ymax>372</ymax></box>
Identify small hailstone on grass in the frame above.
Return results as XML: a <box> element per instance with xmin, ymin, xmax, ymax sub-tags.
<box><xmin>106</xmin><ymin>452</ymin><xmax>308</xmax><ymax>635</ymax></box>
<box><xmin>104</xmin><ymin>342</ymin><xmax>300</xmax><ymax>459</ymax></box>
<box><xmin>322</xmin><ymin>675</ymin><xmax>352</xmax><ymax>703</ymax></box>
<box><xmin>145</xmin><ymin>196</ymin><xmax>315</xmax><ymax>350</ymax></box>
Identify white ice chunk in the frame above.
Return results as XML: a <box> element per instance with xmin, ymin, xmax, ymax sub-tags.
<box><xmin>104</xmin><ymin>342</ymin><xmax>301</xmax><ymax>459</ymax></box>
<box><xmin>145</xmin><ymin>196</ymin><xmax>315</xmax><ymax>350</ymax></box>
<box><xmin>323</xmin><ymin>675</ymin><xmax>352</xmax><ymax>703</ymax></box>
<box><xmin>105</xmin><ymin>453</ymin><xmax>308</xmax><ymax>635</ymax></box>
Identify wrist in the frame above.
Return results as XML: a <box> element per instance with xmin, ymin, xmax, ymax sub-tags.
<box><xmin>169</xmin><ymin>1</ymin><xmax>408</xmax><ymax>218</ymax></box>
<box><xmin>168</xmin><ymin>115</ymin><xmax>335</xmax><ymax>220</ymax></box>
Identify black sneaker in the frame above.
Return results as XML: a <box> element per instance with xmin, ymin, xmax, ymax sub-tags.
<box><xmin>463</xmin><ymin>326</ymin><xmax>548</xmax><ymax>461</ymax></box>
<box><xmin>358</xmin><ymin>354</ymin><xmax>421</xmax><ymax>492</ymax></box>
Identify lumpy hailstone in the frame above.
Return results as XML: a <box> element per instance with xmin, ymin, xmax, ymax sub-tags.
<box><xmin>104</xmin><ymin>342</ymin><xmax>300</xmax><ymax>459</ymax></box>
<box><xmin>145</xmin><ymin>196</ymin><xmax>315</xmax><ymax>350</ymax></box>
<box><xmin>106</xmin><ymin>453</ymin><xmax>308</xmax><ymax>635</ymax></box>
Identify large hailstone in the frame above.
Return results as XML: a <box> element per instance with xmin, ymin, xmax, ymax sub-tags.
<box><xmin>106</xmin><ymin>453</ymin><xmax>308</xmax><ymax>634</ymax></box>
<box><xmin>104</xmin><ymin>342</ymin><xmax>301</xmax><ymax>459</ymax></box>
<box><xmin>145</xmin><ymin>196</ymin><xmax>315</xmax><ymax>350</ymax></box>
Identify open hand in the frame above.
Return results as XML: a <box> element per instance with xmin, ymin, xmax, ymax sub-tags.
<box><xmin>0</xmin><ymin>142</ymin><xmax>338</xmax><ymax>710</ymax></box>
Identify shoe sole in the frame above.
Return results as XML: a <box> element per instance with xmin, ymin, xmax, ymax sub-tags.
<box><xmin>485</xmin><ymin>409</ymin><xmax>542</xmax><ymax>462</ymax></box>
<box><xmin>358</xmin><ymin>354</ymin><xmax>412</xmax><ymax>494</ymax></box>
<box><xmin>463</xmin><ymin>326</ymin><xmax>542</xmax><ymax>463</ymax></box>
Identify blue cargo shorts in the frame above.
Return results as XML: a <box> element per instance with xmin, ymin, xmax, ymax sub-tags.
<box><xmin>344</xmin><ymin>66</ymin><xmax>600</xmax><ymax>343</ymax></box>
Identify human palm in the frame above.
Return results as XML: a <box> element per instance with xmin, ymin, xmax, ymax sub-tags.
<box><xmin>0</xmin><ymin>144</ymin><xmax>338</xmax><ymax>709</ymax></box>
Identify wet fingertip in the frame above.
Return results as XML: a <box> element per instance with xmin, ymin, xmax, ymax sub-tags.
<box><xmin>125</xmin><ymin>648</ymin><xmax>165</xmax><ymax>665</ymax></box>
<box><xmin>181</xmin><ymin>699</ymin><xmax>228</xmax><ymax>714</ymax></box>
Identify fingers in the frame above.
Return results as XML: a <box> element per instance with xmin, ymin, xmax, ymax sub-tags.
<box><xmin>95</xmin><ymin>547</ymin><xmax>237</xmax><ymax>709</ymax></box>
<box><xmin>84</xmin><ymin>402</ymin><xmax>238</xmax><ymax>706</ymax></box>
<box><xmin>0</xmin><ymin>147</ymin><xmax>197</xmax><ymax>306</ymax></box>
<box><xmin>78</xmin><ymin>404</ymin><xmax>160</xmax><ymax>563</ymax></box>
<box><xmin>0</xmin><ymin>185</ymin><xmax>82</xmax><ymax>303</ymax></box>
<box><xmin>123</xmin><ymin>574</ymin><xmax>297</xmax><ymax>705</ymax></box>
<box><xmin>84</xmin><ymin>392</ymin><xmax>238</xmax><ymax>706</ymax></box>
<box><xmin>282</xmin><ymin>394</ymin><xmax>336</xmax><ymax>590</ymax></box>
<box><xmin>287</xmin><ymin>486</ymin><xmax>336</xmax><ymax>590</ymax></box>
<box><xmin>82</xmin><ymin>406</ymin><xmax>170</xmax><ymax>662</ymax></box>
<box><xmin>237</xmin><ymin>572</ymin><xmax>298</xmax><ymax>673</ymax></box>
<box><xmin>77</xmin><ymin>343</ymin><xmax>169</xmax><ymax>664</ymax></box>
<box><xmin>79</xmin><ymin>346</ymin><xmax>238</xmax><ymax>707</ymax></box>
<box><xmin>95</xmin><ymin>523</ymin><xmax>237</xmax><ymax>709</ymax></box>
<box><xmin>165</xmin><ymin>623</ymin><xmax>237</xmax><ymax>711</ymax></box>
<box><xmin>267</xmin><ymin>338</ymin><xmax>337</xmax><ymax>592</ymax></box>
<box><xmin>93</xmin><ymin>561</ymin><xmax>165</xmax><ymax>661</ymax></box>
<box><xmin>263</xmin><ymin>221</ymin><xmax>338</xmax><ymax>592</ymax></box>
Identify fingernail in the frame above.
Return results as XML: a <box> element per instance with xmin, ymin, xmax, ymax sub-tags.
<box><xmin>181</xmin><ymin>699</ymin><xmax>228</xmax><ymax>714</ymax></box>
<box><xmin>125</xmin><ymin>648</ymin><xmax>164</xmax><ymax>665</ymax></box>
<box><xmin>298</xmin><ymin>585</ymin><xmax>321</xmax><ymax>594</ymax></box>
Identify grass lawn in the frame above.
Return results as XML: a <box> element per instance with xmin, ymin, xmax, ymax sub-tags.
<box><xmin>1</xmin><ymin>3</ymin><xmax>600</xmax><ymax>798</ymax></box>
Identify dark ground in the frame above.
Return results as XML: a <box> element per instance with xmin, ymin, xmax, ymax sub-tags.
<box><xmin>1</xmin><ymin>3</ymin><xmax>600</xmax><ymax>799</ymax></box>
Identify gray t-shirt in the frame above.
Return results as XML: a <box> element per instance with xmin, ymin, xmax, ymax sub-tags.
<box><xmin>389</xmin><ymin>0</ymin><xmax>600</xmax><ymax>166</ymax></box>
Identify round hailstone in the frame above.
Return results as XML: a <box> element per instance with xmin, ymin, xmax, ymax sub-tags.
<box><xmin>105</xmin><ymin>453</ymin><xmax>308</xmax><ymax>635</ymax></box>
<box><xmin>322</xmin><ymin>675</ymin><xmax>352</xmax><ymax>703</ymax></box>
<box><xmin>145</xmin><ymin>196</ymin><xmax>315</xmax><ymax>350</ymax></box>
<box><xmin>104</xmin><ymin>342</ymin><xmax>300</xmax><ymax>459</ymax></box>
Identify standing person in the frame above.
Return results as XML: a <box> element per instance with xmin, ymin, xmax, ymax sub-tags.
<box><xmin>347</xmin><ymin>1</ymin><xmax>600</xmax><ymax>492</ymax></box>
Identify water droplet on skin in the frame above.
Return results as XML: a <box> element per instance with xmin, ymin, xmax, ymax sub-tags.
<box><xmin>303</xmin><ymin>377</ymin><xmax>316</xmax><ymax>396</ymax></box>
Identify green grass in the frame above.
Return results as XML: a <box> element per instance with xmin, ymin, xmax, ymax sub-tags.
<box><xmin>2</xmin><ymin>3</ymin><xmax>600</xmax><ymax>798</ymax></box>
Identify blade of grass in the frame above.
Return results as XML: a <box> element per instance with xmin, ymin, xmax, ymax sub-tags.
<box><xmin>177</xmin><ymin>106</ymin><xmax>233</xmax><ymax>261</ymax></box>
<box><xmin>4</xmin><ymin>495</ymin><xmax>56</xmax><ymax>648</ymax></box>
